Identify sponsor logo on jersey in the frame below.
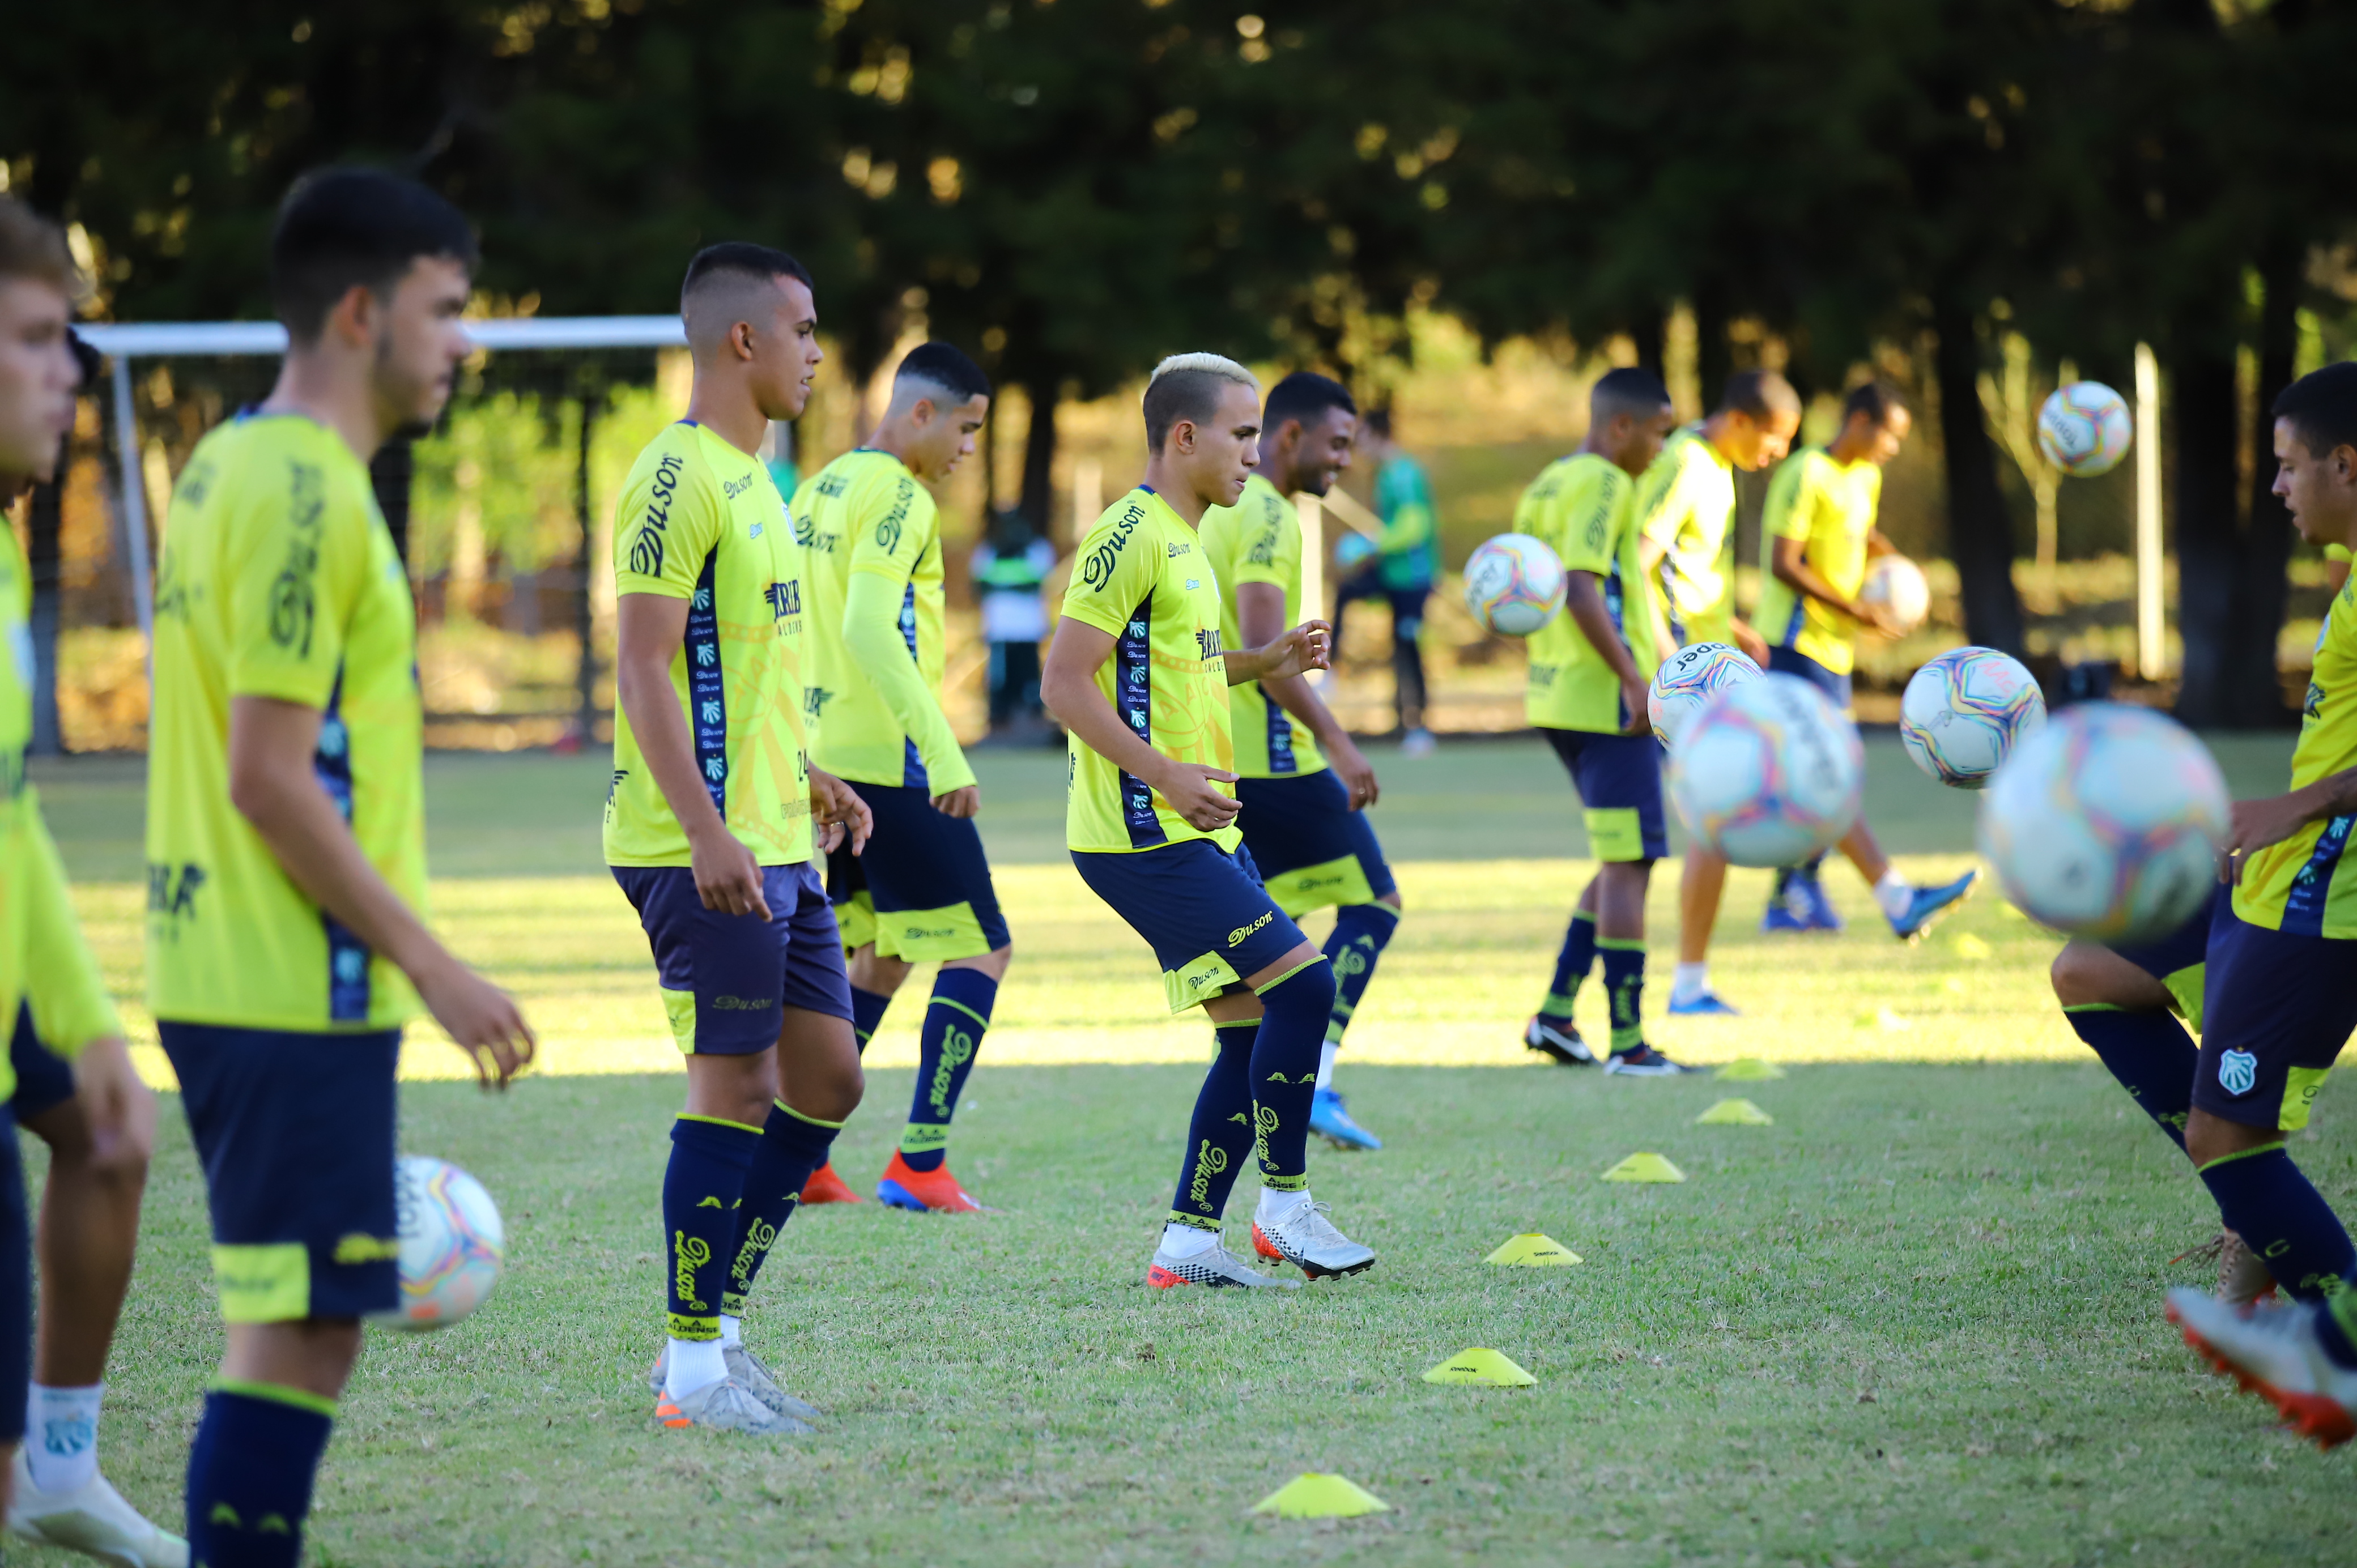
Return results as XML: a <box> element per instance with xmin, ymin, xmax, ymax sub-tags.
<box><xmin>1227</xmin><ymin>911</ymin><xmax>1274</xmax><ymax>947</ymax></box>
<box><xmin>709</xmin><ymin>994</ymin><xmax>772</xmax><ymax>1011</ymax></box>
<box><xmin>629</xmin><ymin>452</ymin><xmax>686</xmax><ymax>577</ymax></box>
<box><xmin>147</xmin><ymin>860</ymin><xmax>208</xmax><ymax>926</ymax></box>
<box><xmin>722</xmin><ymin>472</ymin><xmax>756</xmax><ymax>501</ymax></box>
<box><xmin>1082</xmin><ymin>503</ymin><xmax>1148</xmax><ymax>590</ymax></box>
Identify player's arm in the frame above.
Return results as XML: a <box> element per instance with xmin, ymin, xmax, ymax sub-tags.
<box><xmin>2220</xmin><ymin>764</ymin><xmax>2357</xmax><ymax>884</ymax></box>
<box><xmin>1220</xmin><ymin>621</ymin><xmax>1332</xmax><ymax>686</ymax></box>
<box><xmin>1237</xmin><ymin>581</ymin><xmax>1376</xmax><ymax>807</ymax></box>
<box><xmin>16</xmin><ymin>804</ymin><xmax>152</xmax><ymax>1166</ymax></box>
<box><xmin>1040</xmin><ymin>617</ymin><xmax>1240</xmax><ymax>832</ymax></box>
<box><xmin>1769</xmin><ymin>535</ymin><xmax>1898</xmax><ymax>638</ymax></box>
<box><xmin>1727</xmin><ymin>616</ymin><xmax>1769</xmax><ymax>663</ymax></box>
<box><xmin>841</xmin><ymin>541</ymin><xmax>977</xmax><ymax>817</ymax></box>
<box><xmin>807</xmin><ymin>765</ymin><xmax>873</xmax><ymax>856</ymax></box>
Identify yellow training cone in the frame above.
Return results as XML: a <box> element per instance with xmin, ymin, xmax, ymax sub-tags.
<box><xmin>1601</xmin><ymin>1152</ymin><xmax>1686</xmax><ymax>1183</ymax></box>
<box><xmin>1423</xmin><ymin>1347</ymin><xmax>1538</xmax><ymax>1387</ymax></box>
<box><xmin>1696</xmin><ymin>1097</ymin><xmax>1773</xmax><ymax>1126</ymax></box>
<box><xmin>1251</xmin><ymin>1473</ymin><xmax>1391</xmax><ymax>1518</ymax></box>
<box><xmin>1953</xmin><ymin>931</ymin><xmax>1993</xmax><ymax>960</ymax></box>
<box><xmin>1485</xmin><ymin>1232</ymin><xmax>1582</xmax><ymax>1266</ymax></box>
<box><xmin>1715</xmin><ymin>1058</ymin><xmax>1787</xmax><ymax>1081</ymax></box>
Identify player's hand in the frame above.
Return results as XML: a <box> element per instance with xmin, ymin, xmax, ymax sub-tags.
<box><xmin>73</xmin><ymin>1035</ymin><xmax>156</xmax><ymax>1173</ymax></box>
<box><xmin>2220</xmin><ymin>792</ymin><xmax>2312</xmax><ymax>884</ymax></box>
<box><xmin>1620</xmin><ymin>675</ymin><xmax>1652</xmax><ymax>736</ymax></box>
<box><xmin>413</xmin><ymin>956</ymin><xmax>537</xmax><ymax>1090</ymax></box>
<box><xmin>1329</xmin><ymin>735</ymin><xmax>1380</xmax><ymax>810</ymax></box>
<box><xmin>931</xmin><ymin>784</ymin><xmax>981</xmax><ymax>819</ymax></box>
<box><xmin>689</xmin><ymin>821</ymin><xmax>772</xmax><ymax>918</ymax></box>
<box><xmin>1731</xmin><ymin>621</ymin><xmax>1769</xmax><ymax>664</ymax></box>
<box><xmin>811</xmin><ymin>768</ymin><xmax>873</xmax><ymax>856</ymax></box>
<box><xmin>1154</xmin><ymin>762</ymin><xmax>1243</xmax><ymax>832</ymax></box>
<box><xmin>1258</xmin><ymin>620</ymin><xmax>1333</xmax><ymax>681</ymax></box>
<box><xmin>1853</xmin><ymin>602</ymin><xmax>1905</xmax><ymax>640</ymax></box>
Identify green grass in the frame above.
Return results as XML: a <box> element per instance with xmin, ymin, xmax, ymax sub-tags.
<box><xmin>26</xmin><ymin>732</ymin><xmax>2357</xmax><ymax>1565</ymax></box>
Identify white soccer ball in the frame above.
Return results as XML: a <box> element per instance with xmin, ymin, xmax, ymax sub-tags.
<box><xmin>1900</xmin><ymin>646</ymin><xmax>2047</xmax><ymax>789</ymax></box>
<box><xmin>1648</xmin><ymin>641</ymin><xmax>1763</xmax><ymax>748</ymax></box>
<box><xmin>2036</xmin><ymin>381</ymin><xmax>2133</xmax><ymax>479</ymax></box>
<box><xmin>1976</xmin><ymin>702</ymin><xmax>2229</xmax><ymax>943</ymax></box>
<box><xmin>1860</xmin><ymin>555</ymin><xmax>1930</xmax><ymax>636</ymax></box>
<box><xmin>368</xmin><ymin>1155</ymin><xmax>506</xmax><ymax>1332</ymax></box>
<box><xmin>1462</xmin><ymin>532</ymin><xmax>1567</xmax><ymax>637</ymax></box>
<box><xmin>1669</xmin><ymin>673</ymin><xmax>1866</xmax><ymax>867</ymax></box>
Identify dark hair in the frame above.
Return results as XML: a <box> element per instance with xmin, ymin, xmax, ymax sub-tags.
<box><xmin>894</xmin><ymin>340</ymin><xmax>992</xmax><ymax>404</ymax></box>
<box><xmin>1722</xmin><ymin>368</ymin><xmax>1802</xmax><ymax>421</ymax></box>
<box><xmin>1263</xmin><ymin>371</ymin><xmax>1356</xmax><ymax>435</ymax></box>
<box><xmin>680</xmin><ymin>241</ymin><xmax>814</xmax><ymax>310</ymax></box>
<box><xmin>2273</xmin><ymin>363</ymin><xmax>2357</xmax><ymax>460</ymax></box>
<box><xmin>0</xmin><ymin>196</ymin><xmax>76</xmax><ymax>292</ymax></box>
<box><xmin>1841</xmin><ymin>380</ymin><xmax>1905</xmax><ymax>427</ymax></box>
<box><xmin>270</xmin><ymin>169</ymin><xmax>476</xmax><ymax>343</ymax></box>
<box><xmin>1363</xmin><ymin>407</ymin><xmax>1394</xmax><ymax>440</ymax></box>
<box><xmin>1592</xmin><ymin>366</ymin><xmax>1671</xmax><ymax>423</ymax></box>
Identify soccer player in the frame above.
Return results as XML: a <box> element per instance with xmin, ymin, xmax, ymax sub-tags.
<box><xmin>144</xmin><ymin>171</ymin><xmax>536</xmax><ymax>1566</ymax></box>
<box><xmin>0</xmin><ymin>197</ymin><xmax>176</xmax><ymax>1565</ymax></box>
<box><xmin>795</xmin><ymin>342</ymin><xmax>1007</xmax><ymax>1213</ymax></box>
<box><xmin>1040</xmin><ymin>353</ymin><xmax>1372</xmax><ymax>1287</ymax></box>
<box><xmin>2162</xmin><ymin>359</ymin><xmax>2357</xmax><ymax>1448</ymax></box>
<box><xmin>1751</xmin><ymin>382</ymin><xmax>1975</xmax><ymax>938</ymax></box>
<box><xmin>1632</xmin><ymin>369</ymin><xmax>1803</xmax><ymax>1017</ymax></box>
<box><xmin>1334</xmin><ymin>409</ymin><xmax>1440</xmax><ymax>754</ymax></box>
<box><xmin>608</xmin><ymin>242</ymin><xmax>873</xmax><ymax>1435</ymax></box>
<box><xmin>1516</xmin><ymin>368</ymin><xmax>1691</xmax><ymax>1075</ymax></box>
<box><xmin>1201</xmin><ymin>372</ymin><xmax>1396</xmax><ymax>1151</ymax></box>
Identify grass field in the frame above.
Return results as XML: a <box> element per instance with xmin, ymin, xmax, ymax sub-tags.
<box><xmin>25</xmin><ymin>733</ymin><xmax>2357</xmax><ymax>1566</ymax></box>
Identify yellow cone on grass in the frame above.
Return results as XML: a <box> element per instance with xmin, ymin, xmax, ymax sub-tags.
<box><xmin>1485</xmin><ymin>1232</ymin><xmax>1581</xmax><ymax>1266</ymax></box>
<box><xmin>1601</xmin><ymin>1152</ymin><xmax>1685</xmax><ymax>1183</ymax></box>
<box><xmin>1422</xmin><ymin>1347</ymin><xmax>1538</xmax><ymax>1387</ymax></box>
<box><xmin>1716</xmin><ymin>1058</ymin><xmax>1787</xmax><ymax>1081</ymax></box>
<box><xmin>1953</xmin><ymin>931</ymin><xmax>1993</xmax><ymax>960</ymax></box>
<box><xmin>1696</xmin><ymin>1097</ymin><xmax>1773</xmax><ymax>1126</ymax></box>
<box><xmin>1252</xmin><ymin>1473</ymin><xmax>1391</xmax><ymax>1518</ymax></box>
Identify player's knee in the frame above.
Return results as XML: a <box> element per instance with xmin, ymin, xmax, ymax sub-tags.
<box><xmin>971</xmin><ymin>944</ymin><xmax>1014</xmax><ymax>981</ymax></box>
<box><xmin>2048</xmin><ymin>943</ymin><xmax>2097</xmax><ymax>1006</ymax></box>
<box><xmin>1378</xmin><ymin>890</ymin><xmax>1403</xmax><ymax>913</ymax></box>
<box><xmin>2186</xmin><ymin>1110</ymin><xmax>2279</xmax><ymax>1169</ymax></box>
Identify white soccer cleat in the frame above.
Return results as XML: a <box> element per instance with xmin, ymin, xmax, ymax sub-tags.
<box><xmin>648</xmin><ymin>1341</ymin><xmax>821</xmax><ymax>1422</ymax></box>
<box><xmin>1147</xmin><ymin>1238</ymin><xmax>1302</xmax><ymax>1289</ymax></box>
<box><xmin>654</xmin><ymin>1374</ymin><xmax>813</xmax><ymax>1436</ymax></box>
<box><xmin>1251</xmin><ymin>1201</ymin><xmax>1376</xmax><ymax>1280</ymax></box>
<box><xmin>2165</xmin><ymin>1286</ymin><xmax>2357</xmax><ymax>1449</ymax></box>
<box><xmin>7</xmin><ymin>1450</ymin><xmax>189</xmax><ymax>1567</ymax></box>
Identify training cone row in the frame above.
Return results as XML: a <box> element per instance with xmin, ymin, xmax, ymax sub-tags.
<box><xmin>1602</xmin><ymin>1151</ymin><xmax>1685</xmax><ymax>1182</ymax></box>
<box><xmin>1253</xmin><ymin>1473</ymin><xmax>1390</xmax><ymax>1518</ymax></box>
<box><xmin>1422</xmin><ymin>1347</ymin><xmax>1537</xmax><ymax>1387</ymax></box>
<box><xmin>1696</xmin><ymin>1097</ymin><xmax>1773</xmax><ymax>1125</ymax></box>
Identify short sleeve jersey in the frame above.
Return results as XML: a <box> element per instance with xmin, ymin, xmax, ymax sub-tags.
<box><xmin>1058</xmin><ymin>487</ymin><xmax>1239</xmax><ymax>854</ymax></box>
<box><xmin>1516</xmin><ymin>453</ymin><xmax>1659</xmax><ymax>734</ymax></box>
<box><xmin>1636</xmin><ymin>426</ymin><xmax>1739</xmax><ymax>646</ymax></box>
<box><xmin>1754</xmin><ymin>448</ymin><xmax>1881</xmax><ymax>676</ymax></box>
<box><xmin>792</xmin><ymin>449</ymin><xmax>948</xmax><ymax>789</ymax></box>
<box><xmin>2235</xmin><ymin>570</ymin><xmax>2357</xmax><ymax>938</ymax></box>
<box><xmin>146</xmin><ymin>415</ymin><xmax>427</xmax><ymax>1032</ymax></box>
<box><xmin>605</xmin><ymin>421</ymin><xmax>811</xmax><ymax>868</ymax></box>
<box><xmin>1200</xmin><ymin>473</ymin><xmax>1324</xmax><ymax>779</ymax></box>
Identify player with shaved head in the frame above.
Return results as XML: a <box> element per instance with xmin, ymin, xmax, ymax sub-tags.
<box><xmin>1041</xmin><ymin>353</ymin><xmax>1375</xmax><ymax>1287</ymax></box>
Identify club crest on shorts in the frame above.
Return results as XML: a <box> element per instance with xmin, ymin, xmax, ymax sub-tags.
<box><xmin>2217</xmin><ymin>1048</ymin><xmax>2258</xmax><ymax>1097</ymax></box>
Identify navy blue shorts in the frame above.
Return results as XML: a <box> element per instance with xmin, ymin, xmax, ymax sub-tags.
<box><xmin>612</xmin><ymin>861</ymin><xmax>853</xmax><ymax>1055</ymax></box>
<box><xmin>2109</xmin><ymin>881</ymin><xmax>2226</xmax><ymax>1032</ymax></box>
<box><xmin>7</xmin><ymin>1004</ymin><xmax>75</xmax><ymax>1120</ymax></box>
<box><xmin>1073</xmin><ymin>839</ymin><xmax>1308</xmax><ymax>1013</ymax></box>
<box><xmin>160</xmin><ymin>1022</ymin><xmax>400</xmax><ymax>1322</ymax></box>
<box><xmin>1768</xmin><ymin>645</ymin><xmax>1854</xmax><ymax>716</ymax></box>
<box><xmin>1235</xmin><ymin>770</ymin><xmax>1398</xmax><ymax>919</ymax></box>
<box><xmin>1539</xmin><ymin>727</ymin><xmax>1668</xmax><ymax>862</ymax></box>
<box><xmin>825</xmin><ymin>783</ymin><xmax>1009</xmax><ymax>963</ymax></box>
<box><xmin>0</xmin><ymin>1100</ymin><xmax>24</xmax><ymax>1443</ymax></box>
<box><xmin>2190</xmin><ymin>910</ymin><xmax>2357</xmax><ymax>1134</ymax></box>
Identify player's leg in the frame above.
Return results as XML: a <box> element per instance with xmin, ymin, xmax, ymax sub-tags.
<box><xmin>1831</xmin><ymin>815</ymin><xmax>1976</xmax><ymax>942</ymax></box>
<box><xmin>1391</xmin><ymin>588</ymin><xmax>1435</xmax><ymax>755</ymax></box>
<box><xmin>1526</xmin><ymin>730</ymin><xmax>1602</xmax><ymax>1064</ymax></box>
<box><xmin>1568</xmin><ymin>730</ymin><xmax>1691</xmax><ymax>1074</ymax></box>
<box><xmin>2167</xmin><ymin>1277</ymin><xmax>2357</xmax><ymax>1448</ymax></box>
<box><xmin>0</xmin><ymin>1103</ymin><xmax>29</xmax><ymax>1525</ymax></box>
<box><xmin>801</xmin><ymin>843</ymin><xmax>887</xmax><ymax>1207</ymax></box>
<box><xmin>2049</xmin><ymin>886</ymin><xmax>2215</xmax><ymax>1156</ymax></box>
<box><xmin>1667</xmin><ymin>845</ymin><xmax>1738</xmax><ymax>1016</ymax></box>
<box><xmin>1311</xmin><ymin>888</ymin><xmax>1397</xmax><ymax>1151</ymax></box>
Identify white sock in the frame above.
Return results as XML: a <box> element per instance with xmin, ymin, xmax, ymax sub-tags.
<box><xmin>1671</xmin><ymin>962</ymin><xmax>1709</xmax><ymax>1003</ymax></box>
<box><xmin>664</xmin><ymin>1338</ymin><xmax>728</xmax><ymax>1401</ymax></box>
<box><xmin>1257</xmin><ymin>1187</ymin><xmax>1311</xmax><ymax>1227</ymax></box>
<box><xmin>1160</xmin><ymin>1222</ymin><xmax>1220</xmax><ymax>1259</ymax></box>
<box><xmin>1874</xmin><ymin>869</ymin><xmax>1913</xmax><ymax>921</ymax></box>
<box><xmin>1314</xmin><ymin>1041</ymin><xmax>1338</xmax><ymax>1092</ymax></box>
<box><xmin>25</xmin><ymin>1383</ymin><xmax>102</xmax><ymax>1495</ymax></box>
<box><xmin>718</xmin><ymin>1314</ymin><xmax>742</xmax><ymax>1348</ymax></box>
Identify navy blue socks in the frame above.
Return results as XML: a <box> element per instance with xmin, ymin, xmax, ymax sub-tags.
<box><xmin>663</xmin><ymin>1115</ymin><xmax>760</xmax><ymax>1340</ymax></box>
<box><xmin>1249</xmin><ymin>960</ymin><xmax>1339</xmax><ymax>1194</ymax></box>
<box><xmin>184</xmin><ymin>1384</ymin><xmax>334</xmax><ymax>1568</ymax></box>
<box><xmin>1542</xmin><ymin>909</ymin><xmax>1597</xmax><ymax>1019</ymax></box>
<box><xmin>1169</xmin><ymin>1021</ymin><xmax>1260</xmax><ymax>1232</ymax></box>
<box><xmin>1322</xmin><ymin>902</ymin><xmax>1397</xmax><ymax>1047</ymax></box>
<box><xmin>2198</xmin><ymin>1144</ymin><xmax>2357</xmax><ymax>1302</ymax></box>
<box><xmin>725</xmin><ymin>1102</ymin><xmax>842</xmax><ymax>1316</ymax></box>
<box><xmin>902</xmin><ymin>969</ymin><xmax>997</xmax><ymax>1172</ymax></box>
<box><xmin>2063</xmin><ymin>1004</ymin><xmax>2197</xmax><ymax>1150</ymax></box>
<box><xmin>848</xmin><ymin>985</ymin><xmax>891</xmax><ymax>1056</ymax></box>
<box><xmin>1598</xmin><ymin>938</ymin><xmax>1646</xmax><ymax>1055</ymax></box>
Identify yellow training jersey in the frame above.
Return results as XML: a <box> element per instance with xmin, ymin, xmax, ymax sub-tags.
<box><xmin>1754</xmin><ymin>448</ymin><xmax>1881</xmax><ymax>676</ymax></box>
<box><xmin>606</xmin><ymin>421</ymin><xmax>811</xmax><ymax>868</ymax></box>
<box><xmin>1058</xmin><ymin>487</ymin><xmax>1240</xmax><ymax>854</ymax></box>
<box><xmin>794</xmin><ymin>449</ymin><xmax>971</xmax><ymax>794</ymax></box>
<box><xmin>2235</xmin><ymin>571</ymin><xmax>2357</xmax><ymax>938</ymax></box>
<box><xmin>1636</xmin><ymin>425</ymin><xmax>1738</xmax><ymax>647</ymax></box>
<box><xmin>146</xmin><ymin>414</ymin><xmax>427</xmax><ymax>1032</ymax></box>
<box><xmin>1516</xmin><ymin>453</ymin><xmax>1660</xmax><ymax>734</ymax></box>
<box><xmin>1200</xmin><ymin>472</ymin><xmax>1324</xmax><ymax>778</ymax></box>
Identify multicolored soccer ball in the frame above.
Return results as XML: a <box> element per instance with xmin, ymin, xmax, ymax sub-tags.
<box><xmin>1976</xmin><ymin>702</ymin><xmax>2228</xmax><ymax>943</ymax></box>
<box><xmin>1462</xmin><ymin>532</ymin><xmax>1567</xmax><ymax>637</ymax></box>
<box><xmin>1669</xmin><ymin>673</ymin><xmax>1866</xmax><ymax>867</ymax></box>
<box><xmin>1648</xmin><ymin>641</ymin><xmax>1763</xmax><ymax>748</ymax></box>
<box><xmin>1860</xmin><ymin>555</ymin><xmax>1930</xmax><ymax>636</ymax></box>
<box><xmin>368</xmin><ymin>1156</ymin><xmax>506</xmax><ymax>1332</ymax></box>
<box><xmin>1899</xmin><ymin>646</ymin><xmax>2047</xmax><ymax>789</ymax></box>
<box><xmin>2036</xmin><ymin>381</ymin><xmax>2133</xmax><ymax>479</ymax></box>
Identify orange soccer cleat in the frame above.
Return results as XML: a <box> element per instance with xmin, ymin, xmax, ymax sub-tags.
<box><xmin>797</xmin><ymin>1161</ymin><xmax>863</xmax><ymax>1206</ymax></box>
<box><xmin>876</xmin><ymin>1151</ymin><xmax>982</xmax><ymax>1213</ymax></box>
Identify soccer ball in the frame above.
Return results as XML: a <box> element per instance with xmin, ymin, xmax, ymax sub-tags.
<box><xmin>1668</xmin><ymin>673</ymin><xmax>1866</xmax><ymax>867</ymax></box>
<box><xmin>1647</xmin><ymin>641</ymin><xmax>1762</xmax><ymax>747</ymax></box>
<box><xmin>1976</xmin><ymin>702</ymin><xmax>2228</xmax><ymax>943</ymax></box>
<box><xmin>368</xmin><ymin>1155</ymin><xmax>506</xmax><ymax>1332</ymax></box>
<box><xmin>1899</xmin><ymin>646</ymin><xmax>2047</xmax><ymax>789</ymax></box>
<box><xmin>1462</xmin><ymin>532</ymin><xmax>1567</xmax><ymax>637</ymax></box>
<box><xmin>2036</xmin><ymin>382</ymin><xmax>2133</xmax><ymax>479</ymax></box>
<box><xmin>1860</xmin><ymin>556</ymin><xmax>1930</xmax><ymax>636</ymax></box>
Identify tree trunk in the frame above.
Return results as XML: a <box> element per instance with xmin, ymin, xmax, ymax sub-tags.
<box><xmin>1631</xmin><ymin>304</ymin><xmax>1667</xmax><ymax>380</ymax></box>
<box><xmin>1019</xmin><ymin>380</ymin><xmax>1059</xmax><ymax>541</ymax></box>
<box><xmin>25</xmin><ymin>434</ymin><xmax>66</xmax><ymax>756</ymax></box>
<box><xmin>2171</xmin><ymin>316</ymin><xmax>2290</xmax><ymax>727</ymax></box>
<box><xmin>1694</xmin><ymin>287</ymin><xmax>1731</xmax><ymax>415</ymax></box>
<box><xmin>1930</xmin><ymin>303</ymin><xmax>2026</xmax><ymax>655</ymax></box>
<box><xmin>2223</xmin><ymin>253</ymin><xmax>2300</xmax><ymax>725</ymax></box>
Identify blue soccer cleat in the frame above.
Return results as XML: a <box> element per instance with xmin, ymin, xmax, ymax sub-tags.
<box><xmin>1888</xmin><ymin>868</ymin><xmax>1977</xmax><ymax>942</ymax></box>
<box><xmin>1797</xmin><ymin>874</ymin><xmax>1845</xmax><ymax>931</ymax></box>
<box><xmin>1667</xmin><ymin>989</ymin><xmax>1741</xmax><ymax>1017</ymax></box>
<box><xmin>1761</xmin><ymin>872</ymin><xmax>1837</xmax><ymax>933</ymax></box>
<box><xmin>1309</xmin><ymin>1087</ymin><xmax>1383</xmax><ymax>1151</ymax></box>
